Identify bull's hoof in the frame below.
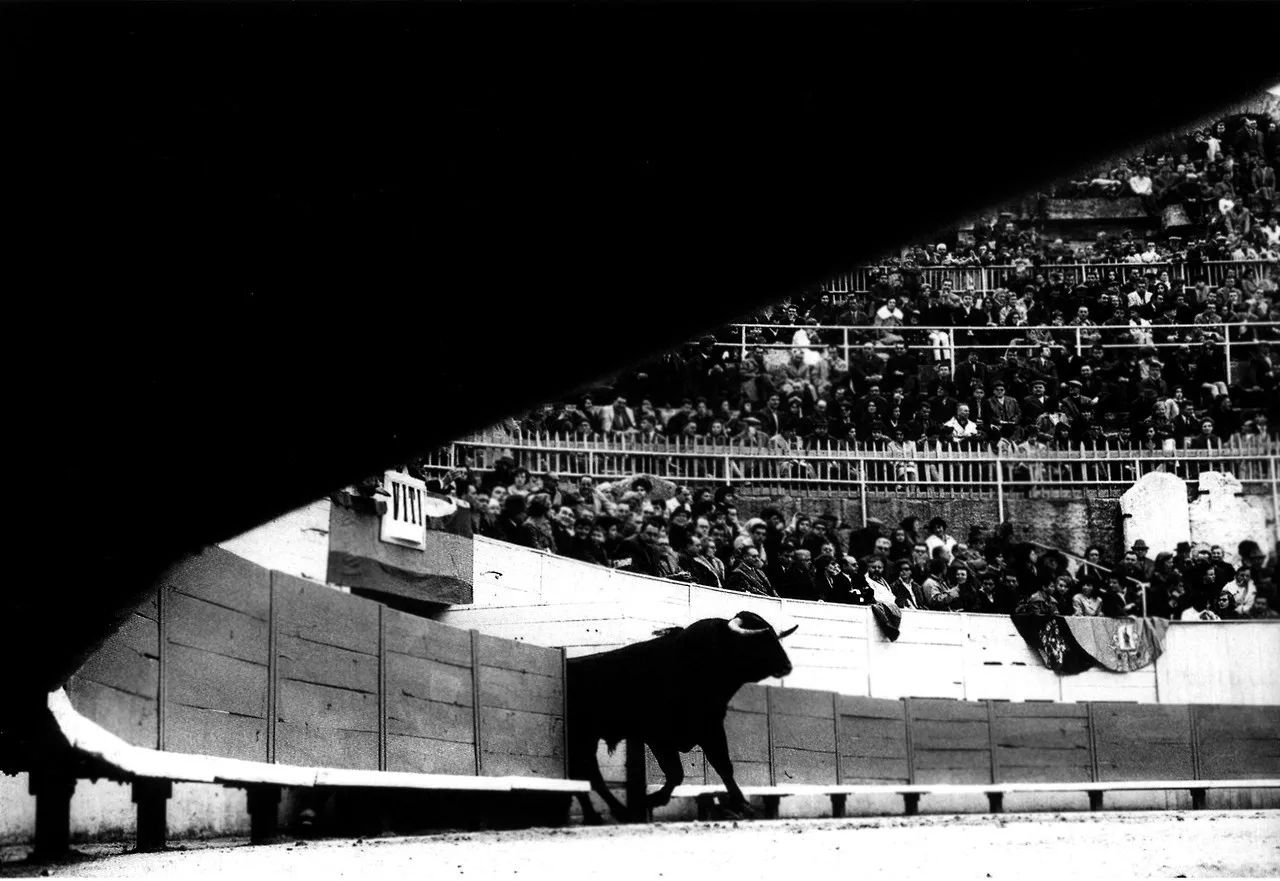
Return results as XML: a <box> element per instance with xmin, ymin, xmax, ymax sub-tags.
<box><xmin>714</xmin><ymin>801</ymin><xmax>756</xmax><ymax>821</ymax></box>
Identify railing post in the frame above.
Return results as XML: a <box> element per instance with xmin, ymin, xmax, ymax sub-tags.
<box><xmin>842</xmin><ymin>326</ymin><xmax>850</xmax><ymax>367</ymax></box>
<box><xmin>858</xmin><ymin>458</ymin><xmax>868</xmax><ymax>527</ymax></box>
<box><xmin>723</xmin><ymin>453</ymin><xmax>732</xmax><ymax>486</ymax></box>
<box><xmin>994</xmin><ymin>451</ymin><xmax>1005</xmax><ymax>524</ymax></box>
<box><xmin>1074</xmin><ymin>326</ymin><xmax>1082</xmax><ymax>358</ymax></box>
<box><xmin>1223</xmin><ymin>325</ymin><xmax>1232</xmax><ymax>385</ymax></box>
<box><xmin>740</xmin><ymin>323</ymin><xmax>748</xmax><ymax>361</ymax></box>
<box><xmin>1271</xmin><ymin>457</ymin><xmax>1279</xmax><ymax>545</ymax></box>
<box><xmin>948</xmin><ymin>326</ymin><xmax>957</xmax><ymax>373</ymax></box>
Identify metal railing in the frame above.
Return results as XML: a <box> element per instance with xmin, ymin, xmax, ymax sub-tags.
<box><xmin>423</xmin><ymin>431</ymin><xmax>1280</xmax><ymax>527</ymax></box>
<box><xmin>824</xmin><ymin>259</ymin><xmax>1277</xmax><ymax>296</ymax></box>
<box><xmin>725</xmin><ymin>320</ymin><xmax>1280</xmax><ymax>384</ymax></box>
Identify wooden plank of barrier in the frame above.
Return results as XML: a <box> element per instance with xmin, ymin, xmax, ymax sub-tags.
<box><xmin>66</xmin><ymin>596</ymin><xmax>161</xmax><ymax>749</ymax></box>
<box><xmin>908</xmin><ymin>698</ymin><xmax>993</xmax><ymax>785</ymax></box>
<box><xmin>769</xmin><ymin>688</ymin><xmax>837</xmax><ymax>786</ymax></box>
<box><xmin>273</xmin><ymin>573</ymin><xmax>380</xmax><ymax>770</ymax></box>
<box><xmin>378</xmin><ymin>606</ymin><xmax>387</xmax><ymax>772</ymax></box>
<box><xmin>1091</xmin><ymin>702</ymin><xmax>1194</xmax><ymax>783</ymax></box>
<box><xmin>837</xmin><ymin>696</ymin><xmax>909</xmax><ymax>784</ymax></box>
<box><xmin>165</xmin><ymin>639</ymin><xmax>269</xmax><ymax>762</ymax></box>
<box><xmin>471</xmin><ymin>629</ymin><xmax>483</xmax><ymax>775</ymax></box>
<box><xmin>383</xmin><ymin>617</ymin><xmax>477</xmax><ymax>775</ymax></box>
<box><xmin>1194</xmin><ymin>705</ymin><xmax>1280</xmax><ymax>781</ymax></box>
<box><xmin>157</xmin><ymin>587</ymin><xmax>167</xmax><ymax>752</ymax></box>
<box><xmin>719</xmin><ymin>685</ymin><xmax>770</xmax><ymax>787</ymax></box>
<box><xmin>475</xmin><ymin>630</ymin><xmax>567</xmax><ymax>779</ymax></box>
<box><xmin>992</xmin><ymin>702</ymin><xmax>1091</xmax><ymax>784</ymax></box>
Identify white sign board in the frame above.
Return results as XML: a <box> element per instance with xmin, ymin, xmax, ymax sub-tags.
<box><xmin>380</xmin><ymin>470</ymin><xmax>427</xmax><ymax>548</ymax></box>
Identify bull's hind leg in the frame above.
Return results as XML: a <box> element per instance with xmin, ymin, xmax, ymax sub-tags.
<box><xmin>570</xmin><ymin>736</ymin><xmax>629</xmax><ymax>824</ymax></box>
<box><xmin>646</xmin><ymin>743</ymin><xmax>685</xmax><ymax>810</ymax></box>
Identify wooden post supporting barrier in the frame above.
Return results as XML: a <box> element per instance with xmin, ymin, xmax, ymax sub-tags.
<box><xmin>761</xmin><ymin>795</ymin><xmax>781</xmax><ymax>820</ymax></box>
<box><xmin>246</xmin><ymin>785</ymin><xmax>282</xmax><ymax>845</ymax></box>
<box><xmin>695</xmin><ymin>795</ymin><xmax>716</xmax><ymax>822</ymax></box>
<box><xmin>29</xmin><ymin>772</ymin><xmax>76</xmax><ymax>860</ymax></box>
<box><xmin>624</xmin><ymin>737</ymin><xmax>649</xmax><ymax>823</ymax></box>
<box><xmin>132</xmin><ymin>779</ymin><xmax>172</xmax><ymax>853</ymax></box>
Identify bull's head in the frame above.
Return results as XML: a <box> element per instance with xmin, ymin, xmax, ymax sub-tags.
<box><xmin>726</xmin><ymin>611</ymin><xmax>796</xmax><ymax>680</ymax></box>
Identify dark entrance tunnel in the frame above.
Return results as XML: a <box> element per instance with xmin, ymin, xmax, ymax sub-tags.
<box><xmin>3</xmin><ymin>1</ymin><xmax>1278</xmax><ymax>706</ymax></box>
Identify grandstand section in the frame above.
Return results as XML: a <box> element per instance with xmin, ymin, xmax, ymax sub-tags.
<box><xmin>6</xmin><ymin>67</ymin><xmax>1280</xmax><ymax>869</ymax></box>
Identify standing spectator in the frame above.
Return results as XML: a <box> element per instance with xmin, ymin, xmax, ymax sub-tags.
<box><xmin>924</xmin><ymin>516</ymin><xmax>958</xmax><ymax>565</ymax></box>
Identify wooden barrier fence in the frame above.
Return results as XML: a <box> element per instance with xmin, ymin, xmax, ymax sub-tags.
<box><xmin>64</xmin><ymin>547</ymin><xmax>568</xmax><ymax>781</ymax></box>
<box><xmin>63</xmin><ymin>545</ymin><xmax>1280</xmax><ymax>820</ymax></box>
<box><xmin>632</xmin><ymin>684</ymin><xmax>1279</xmax><ymax>796</ymax></box>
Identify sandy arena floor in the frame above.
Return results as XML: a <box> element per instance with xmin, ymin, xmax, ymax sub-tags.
<box><xmin>2</xmin><ymin>811</ymin><xmax>1278</xmax><ymax>879</ymax></box>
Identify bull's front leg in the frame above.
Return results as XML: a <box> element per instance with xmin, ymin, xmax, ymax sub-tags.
<box><xmin>700</xmin><ymin>724</ymin><xmax>756</xmax><ymax>819</ymax></box>
<box><xmin>646</xmin><ymin>742</ymin><xmax>685</xmax><ymax>809</ymax></box>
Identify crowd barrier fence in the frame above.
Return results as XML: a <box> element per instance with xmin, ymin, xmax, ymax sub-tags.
<box><xmin>725</xmin><ymin>320</ymin><xmax>1280</xmax><ymax>384</ymax></box>
<box><xmin>823</xmin><ymin>259</ymin><xmax>1277</xmax><ymax>298</ymax></box>
<box><xmin>421</xmin><ymin>434</ymin><xmax>1280</xmax><ymax>524</ymax></box>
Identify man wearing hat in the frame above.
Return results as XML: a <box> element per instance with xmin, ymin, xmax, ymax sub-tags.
<box><xmin>732</xmin><ymin>415</ymin><xmax>768</xmax><ymax>447</ymax></box>
<box><xmin>983</xmin><ymin>379</ymin><xmax>1021</xmax><ymax>439</ymax></box>
<box><xmin>1130</xmin><ymin>539</ymin><xmax>1155</xmax><ymax>580</ymax></box>
<box><xmin>1059</xmin><ymin>379</ymin><xmax>1093</xmax><ymax>435</ymax></box>
<box><xmin>1020</xmin><ymin>378</ymin><xmax>1053</xmax><ymax>425</ymax></box>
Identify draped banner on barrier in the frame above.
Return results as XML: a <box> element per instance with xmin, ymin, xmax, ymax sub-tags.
<box><xmin>1064</xmin><ymin>617</ymin><xmax>1169</xmax><ymax>673</ymax></box>
<box><xmin>1010</xmin><ymin>615</ymin><xmax>1169</xmax><ymax>674</ymax></box>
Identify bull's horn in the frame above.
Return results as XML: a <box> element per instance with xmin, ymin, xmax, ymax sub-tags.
<box><xmin>778</xmin><ymin>625</ymin><xmax>798</xmax><ymax>639</ymax></box>
<box><xmin>728</xmin><ymin>615</ymin><xmax>771</xmax><ymax>636</ymax></box>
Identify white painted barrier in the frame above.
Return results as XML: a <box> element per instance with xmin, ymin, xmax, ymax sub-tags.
<box><xmin>439</xmin><ymin>537</ymin><xmax>1279</xmax><ymax>706</ymax></box>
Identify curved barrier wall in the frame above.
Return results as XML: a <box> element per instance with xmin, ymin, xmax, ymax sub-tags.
<box><xmin>439</xmin><ymin>537</ymin><xmax>1280</xmax><ymax>706</ymax></box>
<box><xmin>65</xmin><ymin>547</ymin><xmax>568</xmax><ymax>778</ymax></box>
<box><xmin>640</xmin><ymin>685</ymin><xmax>1279</xmax><ymax>792</ymax></box>
<box><xmin>4</xmin><ymin>540</ymin><xmax>1279</xmax><ymax>845</ymax></box>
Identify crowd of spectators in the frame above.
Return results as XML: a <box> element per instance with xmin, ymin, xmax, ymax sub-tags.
<box><xmin>496</xmin><ymin>107</ymin><xmax>1279</xmax><ymax>451</ymax></box>
<box><xmin>511</xmin><ymin>316</ymin><xmax>1277</xmax><ymax>451</ymax></box>
<box><xmin>400</xmin><ymin>466</ymin><xmax>1279</xmax><ymax>622</ymax></box>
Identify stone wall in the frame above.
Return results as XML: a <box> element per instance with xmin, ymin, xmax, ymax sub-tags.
<box><xmin>736</xmin><ymin>492</ymin><xmax>1123</xmax><ymax>557</ymax></box>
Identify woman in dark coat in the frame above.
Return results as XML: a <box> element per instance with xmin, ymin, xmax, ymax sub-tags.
<box><xmin>811</xmin><ymin>554</ymin><xmax>856</xmax><ymax>603</ymax></box>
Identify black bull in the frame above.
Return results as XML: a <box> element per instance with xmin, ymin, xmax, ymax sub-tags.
<box><xmin>566</xmin><ymin>611</ymin><xmax>796</xmax><ymax>822</ymax></box>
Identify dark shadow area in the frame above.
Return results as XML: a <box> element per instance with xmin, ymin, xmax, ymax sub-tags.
<box><xmin>3</xmin><ymin>1</ymin><xmax>1278</xmax><ymax>696</ymax></box>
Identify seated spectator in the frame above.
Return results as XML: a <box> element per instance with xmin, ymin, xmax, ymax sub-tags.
<box><xmin>615</xmin><ymin>517</ymin><xmax>666</xmax><ymax>577</ymax></box>
<box><xmin>890</xmin><ymin>558</ymin><xmax>927</xmax><ymax>609</ymax></box>
<box><xmin>1072</xmin><ymin>581</ymin><xmax>1104</xmax><ymax>616</ymax></box>
<box><xmin>1249</xmin><ymin>596</ymin><xmax>1280</xmax><ymax>620</ymax></box>
<box><xmin>808</xmin><ymin>553</ymin><xmax>851</xmax><ymax>603</ymax></box>
<box><xmin>922</xmin><ymin>561</ymin><xmax>961</xmax><ymax>611</ymax></box>
<box><xmin>687</xmin><ymin>536</ymin><xmax>726</xmax><ymax>589</ymax></box>
<box><xmin>495</xmin><ymin>494</ymin><xmax>530</xmax><ymax>546</ymax></box>
<box><xmin>725</xmin><ymin>545</ymin><xmax>778</xmax><ymax>597</ymax></box>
